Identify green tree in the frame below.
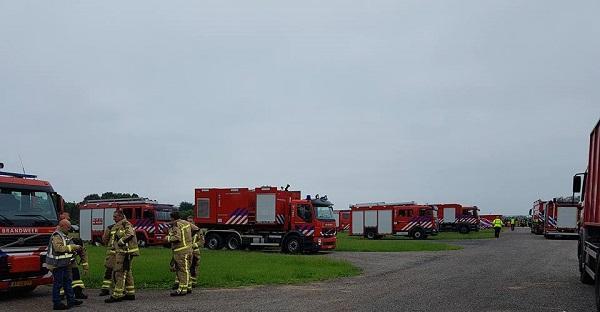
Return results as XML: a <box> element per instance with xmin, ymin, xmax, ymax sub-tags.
<box><xmin>179</xmin><ymin>201</ymin><xmax>194</xmax><ymax>219</ymax></box>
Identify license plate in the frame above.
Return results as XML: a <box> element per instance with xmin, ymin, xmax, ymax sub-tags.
<box><xmin>10</xmin><ymin>280</ymin><xmax>33</xmax><ymax>287</ymax></box>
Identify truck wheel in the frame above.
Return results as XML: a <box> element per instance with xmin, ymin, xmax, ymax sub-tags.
<box><xmin>283</xmin><ymin>236</ymin><xmax>303</xmax><ymax>254</ymax></box>
<box><xmin>580</xmin><ymin>240</ymin><xmax>594</xmax><ymax>284</ymax></box>
<box><xmin>458</xmin><ymin>225</ymin><xmax>470</xmax><ymax>234</ymax></box>
<box><xmin>366</xmin><ymin>231</ymin><xmax>377</xmax><ymax>240</ymax></box>
<box><xmin>226</xmin><ymin>235</ymin><xmax>242</xmax><ymax>250</ymax></box>
<box><xmin>136</xmin><ymin>234</ymin><xmax>147</xmax><ymax>248</ymax></box>
<box><xmin>205</xmin><ymin>233</ymin><xmax>224</xmax><ymax>250</ymax></box>
<box><xmin>412</xmin><ymin>229</ymin><xmax>425</xmax><ymax>240</ymax></box>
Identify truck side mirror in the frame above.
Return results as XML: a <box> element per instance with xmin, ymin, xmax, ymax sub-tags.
<box><xmin>573</xmin><ymin>176</ymin><xmax>582</xmax><ymax>193</ymax></box>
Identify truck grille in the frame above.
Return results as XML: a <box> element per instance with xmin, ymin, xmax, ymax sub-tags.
<box><xmin>0</xmin><ymin>234</ymin><xmax>51</xmax><ymax>248</ymax></box>
<box><xmin>321</xmin><ymin>228</ymin><xmax>337</xmax><ymax>237</ymax></box>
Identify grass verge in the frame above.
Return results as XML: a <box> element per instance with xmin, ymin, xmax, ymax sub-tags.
<box><xmin>335</xmin><ymin>233</ymin><xmax>461</xmax><ymax>252</ymax></box>
<box><xmin>83</xmin><ymin>246</ymin><xmax>360</xmax><ymax>289</ymax></box>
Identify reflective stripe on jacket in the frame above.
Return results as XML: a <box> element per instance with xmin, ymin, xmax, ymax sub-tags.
<box><xmin>46</xmin><ymin>231</ymin><xmax>75</xmax><ymax>268</ymax></box>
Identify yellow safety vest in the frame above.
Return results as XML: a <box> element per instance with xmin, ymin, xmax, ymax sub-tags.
<box><xmin>492</xmin><ymin>219</ymin><xmax>503</xmax><ymax>228</ymax></box>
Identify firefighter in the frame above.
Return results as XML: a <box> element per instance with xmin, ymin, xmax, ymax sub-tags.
<box><xmin>492</xmin><ymin>216</ymin><xmax>503</xmax><ymax>238</ymax></box>
<box><xmin>69</xmin><ymin>237</ymin><xmax>89</xmax><ymax>299</ymax></box>
<box><xmin>46</xmin><ymin>219</ymin><xmax>83</xmax><ymax>310</ymax></box>
<box><xmin>510</xmin><ymin>218</ymin><xmax>516</xmax><ymax>231</ymax></box>
<box><xmin>56</xmin><ymin>213</ymin><xmax>88</xmax><ymax>299</ymax></box>
<box><xmin>187</xmin><ymin>216</ymin><xmax>203</xmax><ymax>288</ymax></box>
<box><xmin>105</xmin><ymin>210</ymin><xmax>139</xmax><ymax>303</ymax></box>
<box><xmin>168</xmin><ymin>212</ymin><xmax>198</xmax><ymax>296</ymax></box>
<box><xmin>100</xmin><ymin>224</ymin><xmax>117</xmax><ymax>296</ymax></box>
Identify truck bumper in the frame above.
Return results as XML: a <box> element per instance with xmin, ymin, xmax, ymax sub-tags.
<box><xmin>308</xmin><ymin>236</ymin><xmax>336</xmax><ymax>251</ymax></box>
<box><xmin>0</xmin><ymin>273</ymin><xmax>53</xmax><ymax>291</ymax></box>
<box><xmin>545</xmin><ymin>231</ymin><xmax>578</xmax><ymax>238</ymax></box>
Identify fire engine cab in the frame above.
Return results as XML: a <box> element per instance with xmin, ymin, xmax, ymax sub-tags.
<box><xmin>0</xmin><ymin>163</ymin><xmax>64</xmax><ymax>293</ymax></box>
<box><xmin>79</xmin><ymin>198</ymin><xmax>177</xmax><ymax>247</ymax></box>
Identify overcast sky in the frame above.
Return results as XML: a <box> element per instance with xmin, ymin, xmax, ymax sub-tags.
<box><xmin>1</xmin><ymin>1</ymin><xmax>599</xmax><ymax>215</ymax></box>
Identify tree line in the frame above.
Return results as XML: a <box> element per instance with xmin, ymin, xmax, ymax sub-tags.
<box><xmin>64</xmin><ymin>192</ymin><xmax>193</xmax><ymax>223</ymax></box>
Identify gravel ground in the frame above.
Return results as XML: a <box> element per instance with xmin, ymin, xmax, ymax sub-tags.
<box><xmin>1</xmin><ymin>227</ymin><xmax>594</xmax><ymax>311</ymax></box>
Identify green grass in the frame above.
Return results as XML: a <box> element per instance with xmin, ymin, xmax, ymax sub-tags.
<box><xmin>83</xmin><ymin>246</ymin><xmax>360</xmax><ymax>289</ymax></box>
<box><xmin>335</xmin><ymin>232</ymin><xmax>462</xmax><ymax>252</ymax></box>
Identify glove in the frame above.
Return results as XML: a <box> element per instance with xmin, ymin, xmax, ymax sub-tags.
<box><xmin>82</xmin><ymin>264</ymin><xmax>89</xmax><ymax>275</ymax></box>
<box><xmin>169</xmin><ymin>258</ymin><xmax>176</xmax><ymax>272</ymax></box>
<box><xmin>118</xmin><ymin>239</ymin><xmax>125</xmax><ymax>247</ymax></box>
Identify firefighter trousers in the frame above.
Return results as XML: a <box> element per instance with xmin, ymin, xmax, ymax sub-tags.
<box><xmin>111</xmin><ymin>254</ymin><xmax>135</xmax><ymax>298</ymax></box>
<box><xmin>190</xmin><ymin>249</ymin><xmax>200</xmax><ymax>287</ymax></box>
<box><xmin>173</xmin><ymin>251</ymin><xmax>191</xmax><ymax>293</ymax></box>
<box><xmin>102</xmin><ymin>253</ymin><xmax>115</xmax><ymax>290</ymax></box>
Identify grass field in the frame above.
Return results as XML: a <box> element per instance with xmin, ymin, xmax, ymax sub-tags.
<box><xmin>83</xmin><ymin>246</ymin><xmax>360</xmax><ymax>289</ymax></box>
<box><xmin>335</xmin><ymin>233</ymin><xmax>462</xmax><ymax>252</ymax></box>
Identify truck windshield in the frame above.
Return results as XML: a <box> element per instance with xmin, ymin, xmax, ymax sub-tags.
<box><xmin>316</xmin><ymin>206</ymin><xmax>335</xmax><ymax>221</ymax></box>
<box><xmin>0</xmin><ymin>189</ymin><xmax>58</xmax><ymax>226</ymax></box>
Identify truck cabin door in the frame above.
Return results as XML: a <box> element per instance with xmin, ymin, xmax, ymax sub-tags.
<box><xmin>396</xmin><ymin>208</ymin><xmax>413</xmax><ymax>229</ymax></box>
<box><xmin>293</xmin><ymin>204</ymin><xmax>313</xmax><ymax>225</ymax></box>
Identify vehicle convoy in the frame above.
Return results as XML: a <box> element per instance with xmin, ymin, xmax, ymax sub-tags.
<box><xmin>193</xmin><ymin>186</ymin><xmax>337</xmax><ymax>253</ymax></box>
<box><xmin>349</xmin><ymin>202</ymin><xmax>438</xmax><ymax>239</ymax></box>
<box><xmin>435</xmin><ymin>203</ymin><xmax>480</xmax><ymax>233</ymax></box>
<box><xmin>333</xmin><ymin>209</ymin><xmax>351</xmax><ymax>231</ymax></box>
<box><xmin>0</xmin><ymin>163</ymin><xmax>64</xmax><ymax>292</ymax></box>
<box><xmin>575</xmin><ymin>119</ymin><xmax>600</xmax><ymax>310</ymax></box>
<box><xmin>542</xmin><ymin>198</ymin><xmax>579</xmax><ymax>239</ymax></box>
<box><xmin>530</xmin><ymin>200</ymin><xmax>546</xmax><ymax>235</ymax></box>
<box><xmin>479</xmin><ymin>214</ymin><xmax>503</xmax><ymax>229</ymax></box>
<box><xmin>79</xmin><ymin>198</ymin><xmax>177</xmax><ymax>247</ymax></box>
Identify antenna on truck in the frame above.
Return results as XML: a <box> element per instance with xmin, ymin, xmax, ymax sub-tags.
<box><xmin>18</xmin><ymin>154</ymin><xmax>26</xmax><ymax>174</ymax></box>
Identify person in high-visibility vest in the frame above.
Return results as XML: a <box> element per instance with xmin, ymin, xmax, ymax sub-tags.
<box><xmin>492</xmin><ymin>217</ymin><xmax>503</xmax><ymax>238</ymax></box>
<box><xmin>510</xmin><ymin>218</ymin><xmax>516</xmax><ymax>231</ymax></box>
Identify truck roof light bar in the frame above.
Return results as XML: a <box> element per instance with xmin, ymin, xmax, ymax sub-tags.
<box><xmin>0</xmin><ymin>170</ymin><xmax>38</xmax><ymax>179</ymax></box>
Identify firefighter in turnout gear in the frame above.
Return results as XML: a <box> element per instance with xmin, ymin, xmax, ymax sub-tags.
<box><xmin>100</xmin><ymin>224</ymin><xmax>117</xmax><ymax>296</ymax></box>
<box><xmin>68</xmin><ymin>237</ymin><xmax>89</xmax><ymax>299</ymax></box>
<box><xmin>105</xmin><ymin>210</ymin><xmax>139</xmax><ymax>303</ymax></box>
<box><xmin>493</xmin><ymin>217</ymin><xmax>503</xmax><ymax>238</ymax></box>
<box><xmin>47</xmin><ymin>219</ymin><xmax>83</xmax><ymax>310</ymax></box>
<box><xmin>56</xmin><ymin>213</ymin><xmax>89</xmax><ymax>300</ymax></box>
<box><xmin>168</xmin><ymin>211</ymin><xmax>198</xmax><ymax>296</ymax></box>
<box><xmin>187</xmin><ymin>216</ymin><xmax>203</xmax><ymax>288</ymax></box>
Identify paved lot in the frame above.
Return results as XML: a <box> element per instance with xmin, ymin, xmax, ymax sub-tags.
<box><xmin>2</xmin><ymin>228</ymin><xmax>594</xmax><ymax>311</ymax></box>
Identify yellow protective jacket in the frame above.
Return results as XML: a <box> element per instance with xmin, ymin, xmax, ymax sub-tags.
<box><xmin>46</xmin><ymin>230</ymin><xmax>78</xmax><ymax>269</ymax></box>
<box><xmin>112</xmin><ymin>219</ymin><xmax>139</xmax><ymax>256</ymax></box>
<box><xmin>492</xmin><ymin>218</ymin><xmax>503</xmax><ymax>228</ymax></box>
<box><xmin>168</xmin><ymin>220</ymin><xmax>199</xmax><ymax>253</ymax></box>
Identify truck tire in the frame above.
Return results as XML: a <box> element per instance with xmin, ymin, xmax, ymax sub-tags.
<box><xmin>205</xmin><ymin>233</ymin><xmax>224</xmax><ymax>250</ymax></box>
<box><xmin>458</xmin><ymin>225</ymin><xmax>470</xmax><ymax>234</ymax></box>
<box><xmin>366</xmin><ymin>231</ymin><xmax>377</xmax><ymax>240</ymax></box>
<box><xmin>283</xmin><ymin>236</ymin><xmax>303</xmax><ymax>254</ymax></box>
<box><xmin>580</xmin><ymin>240</ymin><xmax>594</xmax><ymax>284</ymax></box>
<box><xmin>136</xmin><ymin>234</ymin><xmax>148</xmax><ymax>248</ymax></box>
<box><xmin>595</xmin><ymin>259</ymin><xmax>600</xmax><ymax>311</ymax></box>
<box><xmin>226</xmin><ymin>235</ymin><xmax>242</xmax><ymax>250</ymax></box>
<box><xmin>412</xmin><ymin>229</ymin><xmax>425</xmax><ymax>240</ymax></box>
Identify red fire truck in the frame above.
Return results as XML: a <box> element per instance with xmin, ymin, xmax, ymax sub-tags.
<box><xmin>79</xmin><ymin>198</ymin><xmax>177</xmax><ymax>247</ymax></box>
<box><xmin>542</xmin><ymin>199</ymin><xmax>579</xmax><ymax>239</ymax></box>
<box><xmin>334</xmin><ymin>209</ymin><xmax>351</xmax><ymax>231</ymax></box>
<box><xmin>479</xmin><ymin>214</ymin><xmax>502</xmax><ymax>229</ymax></box>
<box><xmin>435</xmin><ymin>203</ymin><xmax>480</xmax><ymax>234</ymax></box>
<box><xmin>0</xmin><ymin>164</ymin><xmax>64</xmax><ymax>292</ymax></box>
<box><xmin>529</xmin><ymin>200</ymin><xmax>546</xmax><ymax>235</ymax></box>
<box><xmin>193</xmin><ymin>186</ymin><xmax>337</xmax><ymax>253</ymax></box>
<box><xmin>349</xmin><ymin>202</ymin><xmax>438</xmax><ymax>239</ymax></box>
<box><xmin>576</xmin><ymin>119</ymin><xmax>600</xmax><ymax>307</ymax></box>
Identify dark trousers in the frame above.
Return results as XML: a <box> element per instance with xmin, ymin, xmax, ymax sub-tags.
<box><xmin>52</xmin><ymin>267</ymin><xmax>74</xmax><ymax>305</ymax></box>
<box><xmin>494</xmin><ymin>227</ymin><xmax>501</xmax><ymax>238</ymax></box>
<box><xmin>510</xmin><ymin>224</ymin><xmax>515</xmax><ymax>231</ymax></box>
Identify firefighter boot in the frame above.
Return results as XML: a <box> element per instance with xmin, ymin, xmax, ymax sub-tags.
<box><xmin>171</xmin><ymin>283</ymin><xmax>179</xmax><ymax>290</ymax></box>
<box><xmin>99</xmin><ymin>289</ymin><xmax>110</xmax><ymax>296</ymax></box>
<box><xmin>67</xmin><ymin>300</ymin><xmax>83</xmax><ymax>308</ymax></box>
<box><xmin>123</xmin><ymin>294</ymin><xmax>135</xmax><ymax>301</ymax></box>
<box><xmin>170</xmin><ymin>290</ymin><xmax>186</xmax><ymax>297</ymax></box>
<box><xmin>104</xmin><ymin>296</ymin><xmax>123</xmax><ymax>303</ymax></box>
<box><xmin>74</xmin><ymin>287</ymin><xmax>88</xmax><ymax>299</ymax></box>
<box><xmin>53</xmin><ymin>303</ymin><xmax>69</xmax><ymax>310</ymax></box>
